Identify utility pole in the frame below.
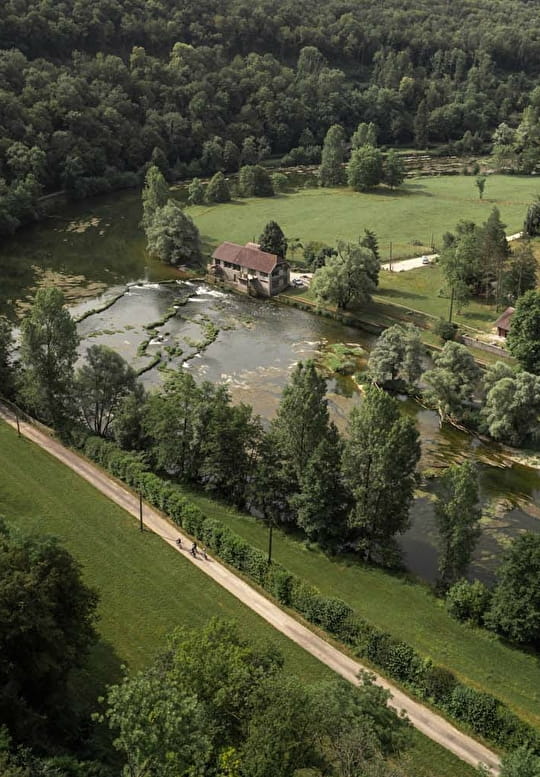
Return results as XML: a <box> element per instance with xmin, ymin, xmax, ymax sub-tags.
<box><xmin>448</xmin><ymin>286</ymin><xmax>455</xmax><ymax>323</ymax></box>
<box><xmin>139</xmin><ymin>492</ymin><xmax>143</xmax><ymax>532</ymax></box>
<box><xmin>267</xmin><ymin>522</ymin><xmax>273</xmax><ymax>565</ymax></box>
<box><xmin>15</xmin><ymin>407</ymin><xmax>21</xmax><ymax>438</ymax></box>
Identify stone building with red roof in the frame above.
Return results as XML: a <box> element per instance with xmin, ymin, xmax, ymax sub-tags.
<box><xmin>209</xmin><ymin>241</ymin><xmax>290</xmax><ymax>297</ymax></box>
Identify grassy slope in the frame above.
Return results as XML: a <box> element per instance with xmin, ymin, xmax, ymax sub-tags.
<box><xmin>0</xmin><ymin>421</ymin><xmax>477</xmax><ymax>777</ymax></box>
<box><xmin>0</xmin><ymin>423</ymin><xmax>327</xmax><ymax>682</ymax></box>
<box><xmin>182</xmin><ymin>490</ymin><xmax>540</xmax><ymax>728</ymax></box>
<box><xmin>188</xmin><ymin>174</ymin><xmax>539</xmax><ymax>261</ymax></box>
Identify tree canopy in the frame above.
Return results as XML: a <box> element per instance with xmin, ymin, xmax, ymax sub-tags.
<box><xmin>311</xmin><ymin>241</ymin><xmax>379</xmax><ymax>310</ymax></box>
<box><xmin>507</xmin><ymin>290</ymin><xmax>540</xmax><ymax>374</ymax></box>
<box><xmin>486</xmin><ymin>533</ymin><xmax>540</xmax><ymax>647</ymax></box>
<box><xmin>1</xmin><ymin>0</ymin><xmax>540</xmax><ymax>235</ymax></box>
<box><xmin>145</xmin><ymin>200</ymin><xmax>202</xmax><ymax>266</ymax></box>
<box><xmin>0</xmin><ymin>518</ymin><xmax>98</xmax><ymax>747</ymax></box>
<box><xmin>19</xmin><ymin>287</ymin><xmax>79</xmax><ymax>426</ymax></box>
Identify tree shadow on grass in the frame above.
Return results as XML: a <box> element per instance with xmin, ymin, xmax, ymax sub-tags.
<box><xmin>459</xmin><ymin>309</ymin><xmax>497</xmax><ymax>324</ymax></box>
<box><xmin>378</xmin><ymin>287</ymin><xmax>426</xmax><ymax>302</ymax></box>
<box><xmin>69</xmin><ymin>637</ymin><xmax>125</xmax><ymax>714</ymax></box>
<box><xmin>367</xmin><ymin>184</ymin><xmax>434</xmax><ymax>198</ymax></box>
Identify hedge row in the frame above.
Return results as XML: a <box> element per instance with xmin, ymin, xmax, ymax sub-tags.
<box><xmin>83</xmin><ymin>436</ymin><xmax>540</xmax><ymax>753</ymax></box>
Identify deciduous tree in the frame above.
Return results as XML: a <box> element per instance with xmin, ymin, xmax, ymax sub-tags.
<box><xmin>311</xmin><ymin>241</ymin><xmax>379</xmax><ymax>310</ymax></box>
<box><xmin>146</xmin><ymin>201</ymin><xmax>202</xmax><ymax>266</ymax></box>
<box><xmin>384</xmin><ymin>150</ymin><xmax>405</xmax><ymax>189</ymax></box>
<box><xmin>434</xmin><ymin>461</ymin><xmax>482</xmax><ymax>591</ymax></box>
<box><xmin>320</xmin><ymin>124</ymin><xmax>346</xmax><ymax>186</ymax></box>
<box><xmin>0</xmin><ymin>316</ymin><xmax>15</xmax><ymax>399</ymax></box>
<box><xmin>347</xmin><ymin>146</ymin><xmax>383</xmax><ymax>191</ymax></box>
<box><xmin>368</xmin><ymin>324</ymin><xmax>423</xmax><ymax>388</ymax></box>
<box><xmin>0</xmin><ymin>519</ymin><xmax>98</xmax><ymax>746</ymax></box>
<box><xmin>75</xmin><ymin>345</ymin><xmax>139</xmax><ymax>436</ymax></box>
<box><xmin>258</xmin><ymin>220</ymin><xmax>287</xmax><ymax>258</ymax></box>
<box><xmin>19</xmin><ymin>287</ymin><xmax>79</xmax><ymax>426</ymax></box>
<box><xmin>504</xmin><ymin>243</ymin><xmax>537</xmax><ymax>300</ymax></box>
<box><xmin>342</xmin><ymin>386</ymin><xmax>420</xmax><ymax>563</ymax></box>
<box><xmin>292</xmin><ymin>425</ymin><xmax>350</xmax><ymax>548</ymax></box>
<box><xmin>486</xmin><ymin>533</ymin><xmax>540</xmax><ymax>646</ymax></box>
<box><xmin>272</xmin><ymin>361</ymin><xmax>330</xmax><ymax>482</ymax></box>
<box><xmin>423</xmin><ymin>342</ymin><xmax>480</xmax><ymax>422</ymax></box>
<box><xmin>205</xmin><ymin>171</ymin><xmax>231</xmax><ymax>203</ymax></box>
<box><xmin>482</xmin><ymin>370</ymin><xmax>540</xmax><ymax>446</ymax></box>
<box><xmin>187</xmin><ymin>177</ymin><xmax>205</xmax><ymax>205</ymax></box>
<box><xmin>507</xmin><ymin>290</ymin><xmax>540</xmax><ymax>374</ymax></box>
<box><xmin>141</xmin><ymin>164</ymin><xmax>169</xmax><ymax>230</ymax></box>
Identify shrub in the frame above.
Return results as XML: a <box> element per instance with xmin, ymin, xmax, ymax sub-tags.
<box><xmin>434</xmin><ymin>318</ymin><xmax>458</xmax><ymax>341</ymax></box>
<box><xmin>421</xmin><ymin>663</ymin><xmax>458</xmax><ymax>704</ymax></box>
<box><xmin>448</xmin><ymin>685</ymin><xmax>500</xmax><ymax>739</ymax></box>
<box><xmin>271</xmin><ymin>172</ymin><xmax>289</xmax><ymax>192</ymax></box>
<box><xmin>446</xmin><ymin>579</ymin><xmax>492</xmax><ymax>625</ymax></box>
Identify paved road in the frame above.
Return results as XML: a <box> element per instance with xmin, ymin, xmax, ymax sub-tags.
<box><xmin>382</xmin><ymin>254</ymin><xmax>438</xmax><ymax>272</ymax></box>
<box><xmin>381</xmin><ymin>232</ymin><xmax>523</xmax><ymax>274</ymax></box>
<box><xmin>0</xmin><ymin>404</ymin><xmax>501</xmax><ymax>775</ymax></box>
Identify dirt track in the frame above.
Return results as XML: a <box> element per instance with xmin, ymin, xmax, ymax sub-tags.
<box><xmin>0</xmin><ymin>404</ymin><xmax>501</xmax><ymax>775</ymax></box>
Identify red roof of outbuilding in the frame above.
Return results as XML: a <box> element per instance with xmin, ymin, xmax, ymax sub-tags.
<box><xmin>212</xmin><ymin>242</ymin><xmax>282</xmax><ymax>273</ymax></box>
<box><xmin>494</xmin><ymin>306</ymin><xmax>515</xmax><ymax>332</ymax></box>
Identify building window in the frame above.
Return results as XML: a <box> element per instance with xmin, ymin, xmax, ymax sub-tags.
<box><xmin>214</xmin><ymin>259</ymin><xmax>221</xmax><ymax>266</ymax></box>
<box><xmin>259</xmin><ymin>271</ymin><xmax>268</xmax><ymax>277</ymax></box>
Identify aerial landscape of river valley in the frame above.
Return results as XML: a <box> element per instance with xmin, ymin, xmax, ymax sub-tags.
<box><xmin>2</xmin><ymin>184</ymin><xmax>538</xmax><ymax>586</ymax></box>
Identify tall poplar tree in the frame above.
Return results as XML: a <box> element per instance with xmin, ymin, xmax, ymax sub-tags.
<box><xmin>141</xmin><ymin>164</ymin><xmax>169</xmax><ymax>231</ymax></box>
<box><xmin>272</xmin><ymin>361</ymin><xmax>330</xmax><ymax>483</ymax></box>
<box><xmin>342</xmin><ymin>386</ymin><xmax>420</xmax><ymax>563</ymax></box>
<box><xmin>19</xmin><ymin>287</ymin><xmax>79</xmax><ymax>426</ymax></box>
<box><xmin>434</xmin><ymin>461</ymin><xmax>482</xmax><ymax>591</ymax></box>
<box><xmin>292</xmin><ymin>424</ymin><xmax>350</xmax><ymax>549</ymax></box>
<box><xmin>320</xmin><ymin>124</ymin><xmax>346</xmax><ymax>186</ymax></box>
<box><xmin>0</xmin><ymin>316</ymin><xmax>15</xmax><ymax>399</ymax></box>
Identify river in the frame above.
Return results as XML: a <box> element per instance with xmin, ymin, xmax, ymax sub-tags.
<box><xmin>0</xmin><ymin>187</ymin><xmax>538</xmax><ymax>584</ymax></box>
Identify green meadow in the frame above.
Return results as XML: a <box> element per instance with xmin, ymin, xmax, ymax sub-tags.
<box><xmin>188</xmin><ymin>174</ymin><xmax>539</xmax><ymax>261</ymax></box>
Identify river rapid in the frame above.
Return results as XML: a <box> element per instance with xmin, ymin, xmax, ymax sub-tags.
<box><xmin>0</xmin><ymin>188</ymin><xmax>538</xmax><ymax>584</ymax></box>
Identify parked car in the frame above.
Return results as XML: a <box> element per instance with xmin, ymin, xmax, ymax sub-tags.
<box><xmin>421</xmin><ymin>256</ymin><xmax>431</xmax><ymax>265</ymax></box>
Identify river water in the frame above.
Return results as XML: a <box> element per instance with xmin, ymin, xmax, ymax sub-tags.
<box><xmin>0</xmin><ymin>188</ymin><xmax>538</xmax><ymax>584</ymax></box>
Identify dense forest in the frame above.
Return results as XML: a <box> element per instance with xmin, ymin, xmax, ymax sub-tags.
<box><xmin>1</xmin><ymin>0</ymin><xmax>540</xmax><ymax>235</ymax></box>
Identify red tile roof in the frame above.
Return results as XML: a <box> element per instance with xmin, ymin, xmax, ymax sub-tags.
<box><xmin>494</xmin><ymin>306</ymin><xmax>515</xmax><ymax>332</ymax></box>
<box><xmin>212</xmin><ymin>242</ymin><xmax>282</xmax><ymax>273</ymax></box>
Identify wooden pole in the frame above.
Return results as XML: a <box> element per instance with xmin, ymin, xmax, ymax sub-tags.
<box><xmin>15</xmin><ymin>408</ymin><xmax>21</xmax><ymax>438</ymax></box>
<box><xmin>267</xmin><ymin>522</ymin><xmax>273</xmax><ymax>565</ymax></box>
<box><xmin>139</xmin><ymin>492</ymin><xmax>143</xmax><ymax>532</ymax></box>
<box><xmin>448</xmin><ymin>286</ymin><xmax>455</xmax><ymax>323</ymax></box>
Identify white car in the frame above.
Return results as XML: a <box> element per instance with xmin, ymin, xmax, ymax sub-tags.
<box><xmin>421</xmin><ymin>256</ymin><xmax>431</xmax><ymax>265</ymax></box>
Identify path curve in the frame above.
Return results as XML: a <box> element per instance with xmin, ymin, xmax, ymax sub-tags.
<box><xmin>0</xmin><ymin>405</ymin><xmax>500</xmax><ymax>775</ymax></box>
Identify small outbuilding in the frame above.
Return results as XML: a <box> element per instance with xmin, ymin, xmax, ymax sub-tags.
<box><xmin>494</xmin><ymin>306</ymin><xmax>515</xmax><ymax>338</ymax></box>
<box><xmin>209</xmin><ymin>241</ymin><xmax>290</xmax><ymax>297</ymax></box>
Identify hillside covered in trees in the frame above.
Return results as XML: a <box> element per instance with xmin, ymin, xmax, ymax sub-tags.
<box><xmin>1</xmin><ymin>0</ymin><xmax>540</xmax><ymax>235</ymax></box>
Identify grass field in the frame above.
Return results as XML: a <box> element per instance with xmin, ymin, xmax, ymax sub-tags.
<box><xmin>180</xmin><ymin>488</ymin><xmax>540</xmax><ymax>729</ymax></box>
<box><xmin>376</xmin><ymin>264</ymin><xmax>499</xmax><ymax>333</ymax></box>
<box><xmin>0</xmin><ymin>420</ymin><xmax>478</xmax><ymax>777</ymax></box>
<box><xmin>188</xmin><ymin>174</ymin><xmax>540</xmax><ymax>261</ymax></box>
